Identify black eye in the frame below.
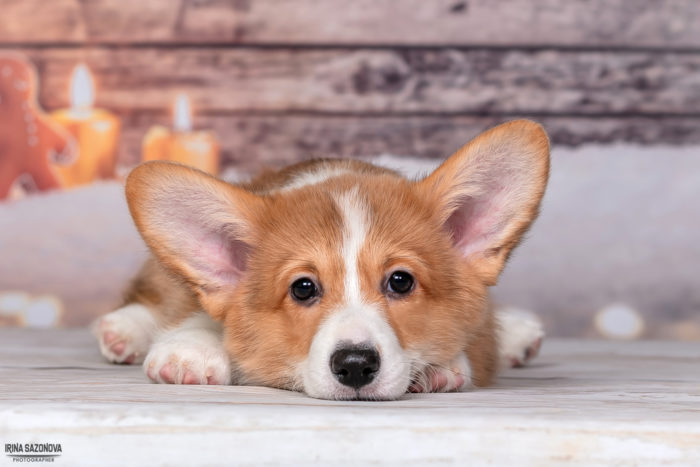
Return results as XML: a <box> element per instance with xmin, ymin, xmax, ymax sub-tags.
<box><xmin>387</xmin><ymin>270</ymin><xmax>414</xmax><ymax>295</ymax></box>
<box><xmin>290</xmin><ymin>277</ymin><xmax>318</xmax><ymax>302</ymax></box>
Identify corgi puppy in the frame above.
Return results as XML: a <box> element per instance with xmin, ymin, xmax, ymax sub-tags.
<box><xmin>95</xmin><ymin>120</ymin><xmax>549</xmax><ymax>400</ymax></box>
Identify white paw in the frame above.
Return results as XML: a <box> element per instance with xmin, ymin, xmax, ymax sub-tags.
<box><xmin>93</xmin><ymin>304</ymin><xmax>157</xmax><ymax>364</ymax></box>
<box><xmin>144</xmin><ymin>313</ymin><xmax>232</xmax><ymax>385</ymax></box>
<box><xmin>409</xmin><ymin>352</ymin><xmax>473</xmax><ymax>393</ymax></box>
<box><xmin>496</xmin><ymin>307</ymin><xmax>545</xmax><ymax>368</ymax></box>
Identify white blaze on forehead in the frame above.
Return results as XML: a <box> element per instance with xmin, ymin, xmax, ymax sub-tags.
<box><xmin>276</xmin><ymin>167</ymin><xmax>352</xmax><ymax>193</ymax></box>
<box><xmin>335</xmin><ymin>188</ymin><xmax>369</xmax><ymax>306</ymax></box>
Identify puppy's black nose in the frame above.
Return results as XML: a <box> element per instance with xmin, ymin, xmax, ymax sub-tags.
<box><xmin>330</xmin><ymin>347</ymin><xmax>380</xmax><ymax>389</ymax></box>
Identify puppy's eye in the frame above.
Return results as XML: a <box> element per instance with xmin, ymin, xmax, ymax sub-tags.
<box><xmin>290</xmin><ymin>277</ymin><xmax>318</xmax><ymax>302</ymax></box>
<box><xmin>387</xmin><ymin>270</ymin><xmax>414</xmax><ymax>295</ymax></box>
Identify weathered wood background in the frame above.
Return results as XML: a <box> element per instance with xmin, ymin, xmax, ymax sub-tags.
<box><xmin>2</xmin><ymin>0</ymin><xmax>700</xmax><ymax>169</ymax></box>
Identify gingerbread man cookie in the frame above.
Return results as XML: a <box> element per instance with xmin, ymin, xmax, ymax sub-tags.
<box><xmin>0</xmin><ymin>54</ymin><xmax>77</xmax><ymax>200</ymax></box>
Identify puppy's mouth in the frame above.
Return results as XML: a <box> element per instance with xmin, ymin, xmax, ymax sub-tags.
<box><xmin>316</xmin><ymin>369</ymin><xmax>412</xmax><ymax>401</ymax></box>
<box><xmin>329</xmin><ymin>384</ymin><xmax>404</xmax><ymax>401</ymax></box>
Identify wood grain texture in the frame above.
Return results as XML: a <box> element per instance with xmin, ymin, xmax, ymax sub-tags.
<box><xmin>17</xmin><ymin>47</ymin><xmax>700</xmax><ymax>115</ymax></box>
<box><xmin>3</xmin><ymin>1</ymin><xmax>697</xmax><ymax>153</ymax></box>
<box><xmin>2</xmin><ymin>0</ymin><xmax>700</xmax><ymax>48</ymax></box>
<box><xmin>116</xmin><ymin>114</ymin><xmax>700</xmax><ymax>169</ymax></box>
<box><xmin>1</xmin><ymin>329</ymin><xmax>699</xmax><ymax>465</ymax></box>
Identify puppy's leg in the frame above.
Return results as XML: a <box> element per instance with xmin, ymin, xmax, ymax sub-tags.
<box><xmin>496</xmin><ymin>307</ymin><xmax>545</xmax><ymax>368</ymax></box>
<box><xmin>144</xmin><ymin>312</ymin><xmax>232</xmax><ymax>385</ymax></box>
<box><xmin>94</xmin><ymin>257</ymin><xmax>199</xmax><ymax>364</ymax></box>
<box><xmin>93</xmin><ymin>303</ymin><xmax>159</xmax><ymax>364</ymax></box>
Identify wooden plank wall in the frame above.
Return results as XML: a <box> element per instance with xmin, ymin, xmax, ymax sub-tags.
<box><xmin>2</xmin><ymin>0</ymin><xmax>699</xmax><ymax>170</ymax></box>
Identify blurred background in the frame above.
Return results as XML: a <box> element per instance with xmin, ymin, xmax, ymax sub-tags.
<box><xmin>0</xmin><ymin>0</ymin><xmax>698</xmax><ymax>340</ymax></box>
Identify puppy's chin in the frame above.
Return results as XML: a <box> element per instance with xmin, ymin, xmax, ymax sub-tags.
<box><xmin>302</xmin><ymin>374</ymin><xmax>412</xmax><ymax>401</ymax></box>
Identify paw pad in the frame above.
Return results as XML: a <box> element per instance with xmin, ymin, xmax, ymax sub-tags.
<box><xmin>144</xmin><ymin>338</ymin><xmax>232</xmax><ymax>386</ymax></box>
<box><xmin>93</xmin><ymin>305</ymin><xmax>156</xmax><ymax>365</ymax></box>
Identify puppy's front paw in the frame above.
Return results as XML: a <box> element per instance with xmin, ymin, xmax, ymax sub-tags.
<box><xmin>94</xmin><ymin>304</ymin><xmax>157</xmax><ymax>364</ymax></box>
<box><xmin>144</xmin><ymin>325</ymin><xmax>231</xmax><ymax>385</ymax></box>
<box><xmin>409</xmin><ymin>352</ymin><xmax>472</xmax><ymax>393</ymax></box>
<box><xmin>497</xmin><ymin>307</ymin><xmax>545</xmax><ymax>368</ymax></box>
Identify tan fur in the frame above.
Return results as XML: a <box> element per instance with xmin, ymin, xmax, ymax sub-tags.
<box><xmin>120</xmin><ymin>120</ymin><xmax>550</xmax><ymax>393</ymax></box>
<box><xmin>122</xmin><ymin>257</ymin><xmax>199</xmax><ymax>326</ymax></box>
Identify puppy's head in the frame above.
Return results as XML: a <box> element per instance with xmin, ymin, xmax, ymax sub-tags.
<box><xmin>126</xmin><ymin>120</ymin><xmax>549</xmax><ymax>399</ymax></box>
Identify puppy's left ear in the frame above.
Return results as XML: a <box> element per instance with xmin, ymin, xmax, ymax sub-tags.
<box><xmin>417</xmin><ymin>120</ymin><xmax>550</xmax><ymax>285</ymax></box>
<box><xmin>125</xmin><ymin>161</ymin><xmax>264</xmax><ymax>319</ymax></box>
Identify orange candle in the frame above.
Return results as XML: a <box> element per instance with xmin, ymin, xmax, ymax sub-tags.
<box><xmin>50</xmin><ymin>64</ymin><xmax>120</xmax><ymax>187</ymax></box>
<box><xmin>142</xmin><ymin>93</ymin><xmax>220</xmax><ymax>175</ymax></box>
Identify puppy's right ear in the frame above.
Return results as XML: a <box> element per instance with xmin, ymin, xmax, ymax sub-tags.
<box><xmin>416</xmin><ymin>120</ymin><xmax>549</xmax><ymax>286</ymax></box>
<box><xmin>126</xmin><ymin>162</ymin><xmax>262</xmax><ymax>304</ymax></box>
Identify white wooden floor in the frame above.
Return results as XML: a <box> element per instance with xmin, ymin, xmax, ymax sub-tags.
<box><xmin>1</xmin><ymin>329</ymin><xmax>699</xmax><ymax>466</ymax></box>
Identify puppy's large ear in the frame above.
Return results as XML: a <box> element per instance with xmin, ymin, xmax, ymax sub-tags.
<box><xmin>125</xmin><ymin>161</ymin><xmax>262</xmax><ymax>301</ymax></box>
<box><xmin>417</xmin><ymin>120</ymin><xmax>550</xmax><ymax>285</ymax></box>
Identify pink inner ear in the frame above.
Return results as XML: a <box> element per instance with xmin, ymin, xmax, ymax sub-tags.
<box><xmin>445</xmin><ymin>184</ymin><xmax>510</xmax><ymax>258</ymax></box>
<box><xmin>179</xmin><ymin>220</ymin><xmax>250</xmax><ymax>289</ymax></box>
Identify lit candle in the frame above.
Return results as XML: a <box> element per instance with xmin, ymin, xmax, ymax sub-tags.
<box><xmin>50</xmin><ymin>64</ymin><xmax>120</xmax><ymax>187</ymax></box>
<box><xmin>142</xmin><ymin>93</ymin><xmax>220</xmax><ymax>175</ymax></box>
